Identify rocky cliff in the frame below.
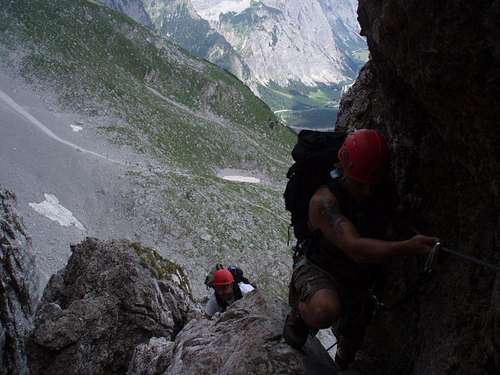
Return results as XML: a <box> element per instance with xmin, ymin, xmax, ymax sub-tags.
<box><xmin>27</xmin><ymin>238</ymin><xmax>199</xmax><ymax>375</ymax></box>
<box><xmin>23</xmin><ymin>236</ymin><xmax>336</xmax><ymax>375</ymax></box>
<box><xmin>143</xmin><ymin>0</ymin><xmax>253</xmax><ymax>85</ymax></box>
<box><xmin>336</xmin><ymin>1</ymin><xmax>500</xmax><ymax>374</ymax></box>
<box><xmin>207</xmin><ymin>0</ymin><xmax>355</xmax><ymax>87</ymax></box>
<box><xmin>0</xmin><ymin>190</ymin><xmax>39</xmax><ymax>375</ymax></box>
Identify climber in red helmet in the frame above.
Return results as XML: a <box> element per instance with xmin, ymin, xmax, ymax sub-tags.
<box><xmin>283</xmin><ymin>129</ymin><xmax>438</xmax><ymax>370</ymax></box>
<box><xmin>205</xmin><ymin>266</ymin><xmax>254</xmax><ymax>317</ymax></box>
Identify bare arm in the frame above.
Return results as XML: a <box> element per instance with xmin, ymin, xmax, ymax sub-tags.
<box><xmin>309</xmin><ymin>188</ymin><xmax>437</xmax><ymax>264</ymax></box>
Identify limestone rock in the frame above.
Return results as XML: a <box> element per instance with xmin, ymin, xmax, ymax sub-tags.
<box><xmin>164</xmin><ymin>291</ymin><xmax>336</xmax><ymax>375</ymax></box>
<box><xmin>0</xmin><ymin>189</ymin><xmax>39</xmax><ymax>375</ymax></box>
<box><xmin>27</xmin><ymin>238</ymin><xmax>199</xmax><ymax>375</ymax></box>
<box><xmin>128</xmin><ymin>337</ymin><xmax>174</xmax><ymax>375</ymax></box>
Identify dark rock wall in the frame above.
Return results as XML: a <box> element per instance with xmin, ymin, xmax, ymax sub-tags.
<box><xmin>336</xmin><ymin>1</ymin><xmax>500</xmax><ymax>374</ymax></box>
<box><xmin>0</xmin><ymin>189</ymin><xmax>39</xmax><ymax>375</ymax></box>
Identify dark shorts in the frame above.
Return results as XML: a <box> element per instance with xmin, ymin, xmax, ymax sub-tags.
<box><xmin>290</xmin><ymin>257</ymin><xmax>342</xmax><ymax>304</ymax></box>
<box><xmin>289</xmin><ymin>257</ymin><xmax>373</xmax><ymax>343</ymax></box>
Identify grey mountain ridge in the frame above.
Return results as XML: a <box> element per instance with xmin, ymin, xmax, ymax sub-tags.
<box><xmin>143</xmin><ymin>0</ymin><xmax>253</xmax><ymax>85</ymax></box>
<box><xmin>99</xmin><ymin>0</ymin><xmax>368</xmax><ymax>128</ymax></box>
<box><xmin>99</xmin><ymin>0</ymin><xmax>365</xmax><ymax>88</ymax></box>
<box><xmin>99</xmin><ymin>0</ymin><xmax>154</xmax><ymax>27</ymax></box>
<box><xmin>199</xmin><ymin>0</ymin><xmax>360</xmax><ymax>86</ymax></box>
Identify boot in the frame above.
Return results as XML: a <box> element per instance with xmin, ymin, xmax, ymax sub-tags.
<box><xmin>283</xmin><ymin>308</ymin><xmax>309</xmax><ymax>349</ymax></box>
<box><xmin>334</xmin><ymin>350</ymin><xmax>350</xmax><ymax>371</ymax></box>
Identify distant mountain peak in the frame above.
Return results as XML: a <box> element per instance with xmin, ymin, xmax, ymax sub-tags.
<box><xmin>198</xmin><ymin>0</ymin><xmax>356</xmax><ymax>87</ymax></box>
<box><xmin>193</xmin><ymin>0</ymin><xmax>253</xmax><ymax>21</ymax></box>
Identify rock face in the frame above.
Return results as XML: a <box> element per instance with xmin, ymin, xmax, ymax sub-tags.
<box><xmin>206</xmin><ymin>0</ymin><xmax>355</xmax><ymax>87</ymax></box>
<box><xmin>318</xmin><ymin>0</ymin><xmax>368</xmax><ymax>64</ymax></box>
<box><xmin>129</xmin><ymin>290</ymin><xmax>337</xmax><ymax>375</ymax></box>
<box><xmin>27</xmin><ymin>239</ymin><xmax>199</xmax><ymax>375</ymax></box>
<box><xmin>193</xmin><ymin>0</ymin><xmax>366</xmax><ymax>86</ymax></box>
<box><xmin>337</xmin><ymin>1</ymin><xmax>500</xmax><ymax>374</ymax></box>
<box><xmin>0</xmin><ymin>189</ymin><xmax>39</xmax><ymax>375</ymax></box>
<box><xmin>99</xmin><ymin>0</ymin><xmax>154</xmax><ymax>27</ymax></box>
<box><xmin>143</xmin><ymin>0</ymin><xmax>252</xmax><ymax>85</ymax></box>
<box><xmin>26</xmin><ymin>235</ymin><xmax>337</xmax><ymax>375</ymax></box>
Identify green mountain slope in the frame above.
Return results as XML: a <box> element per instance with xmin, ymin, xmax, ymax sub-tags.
<box><xmin>0</xmin><ymin>0</ymin><xmax>295</xmax><ymax>297</ymax></box>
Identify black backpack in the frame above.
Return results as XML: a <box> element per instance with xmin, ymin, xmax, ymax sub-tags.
<box><xmin>284</xmin><ymin>130</ymin><xmax>347</xmax><ymax>243</ymax></box>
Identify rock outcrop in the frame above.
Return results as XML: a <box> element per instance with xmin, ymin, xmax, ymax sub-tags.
<box><xmin>0</xmin><ymin>189</ymin><xmax>39</xmax><ymax>375</ymax></box>
<box><xmin>336</xmin><ymin>1</ymin><xmax>500</xmax><ymax>374</ymax></box>
<box><xmin>26</xmin><ymin>236</ymin><xmax>336</xmax><ymax>375</ymax></box>
<box><xmin>129</xmin><ymin>291</ymin><xmax>337</xmax><ymax>375</ymax></box>
<box><xmin>27</xmin><ymin>239</ymin><xmax>199</xmax><ymax>375</ymax></box>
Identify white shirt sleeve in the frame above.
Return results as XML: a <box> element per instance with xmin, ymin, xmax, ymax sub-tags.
<box><xmin>205</xmin><ymin>294</ymin><xmax>220</xmax><ymax>317</ymax></box>
<box><xmin>238</xmin><ymin>282</ymin><xmax>255</xmax><ymax>295</ymax></box>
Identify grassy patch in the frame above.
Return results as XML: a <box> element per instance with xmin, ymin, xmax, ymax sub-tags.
<box><xmin>132</xmin><ymin>242</ymin><xmax>192</xmax><ymax>294</ymax></box>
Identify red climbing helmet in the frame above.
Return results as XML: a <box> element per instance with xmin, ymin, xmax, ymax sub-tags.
<box><xmin>213</xmin><ymin>268</ymin><xmax>235</xmax><ymax>286</ymax></box>
<box><xmin>337</xmin><ymin>129</ymin><xmax>389</xmax><ymax>184</ymax></box>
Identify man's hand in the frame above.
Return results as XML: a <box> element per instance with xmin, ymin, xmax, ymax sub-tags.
<box><xmin>406</xmin><ymin>235</ymin><xmax>439</xmax><ymax>256</ymax></box>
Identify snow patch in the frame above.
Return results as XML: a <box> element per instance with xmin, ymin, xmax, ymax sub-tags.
<box><xmin>222</xmin><ymin>176</ymin><xmax>261</xmax><ymax>183</ymax></box>
<box><xmin>70</xmin><ymin>124</ymin><xmax>83</xmax><ymax>132</ymax></box>
<box><xmin>29</xmin><ymin>194</ymin><xmax>86</xmax><ymax>231</ymax></box>
<box><xmin>217</xmin><ymin>168</ymin><xmax>261</xmax><ymax>184</ymax></box>
<box><xmin>194</xmin><ymin>0</ymin><xmax>252</xmax><ymax>21</ymax></box>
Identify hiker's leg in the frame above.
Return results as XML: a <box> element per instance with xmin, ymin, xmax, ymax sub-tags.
<box><xmin>335</xmin><ymin>295</ymin><xmax>373</xmax><ymax>366</ymax></box>
<box><xmin>336</xmin><ymin>324</ymin><xmax>367</xmax><ymax>366</ymax></box>
<box><xmin>298</xmin><ymin>288</ymin><xmax>341</xmax><ymax>329</ymax></box>
<box><xmin>284</xmin><ymin>259</ymin><xmax>342</xmax><ymax>349</ymax></box>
